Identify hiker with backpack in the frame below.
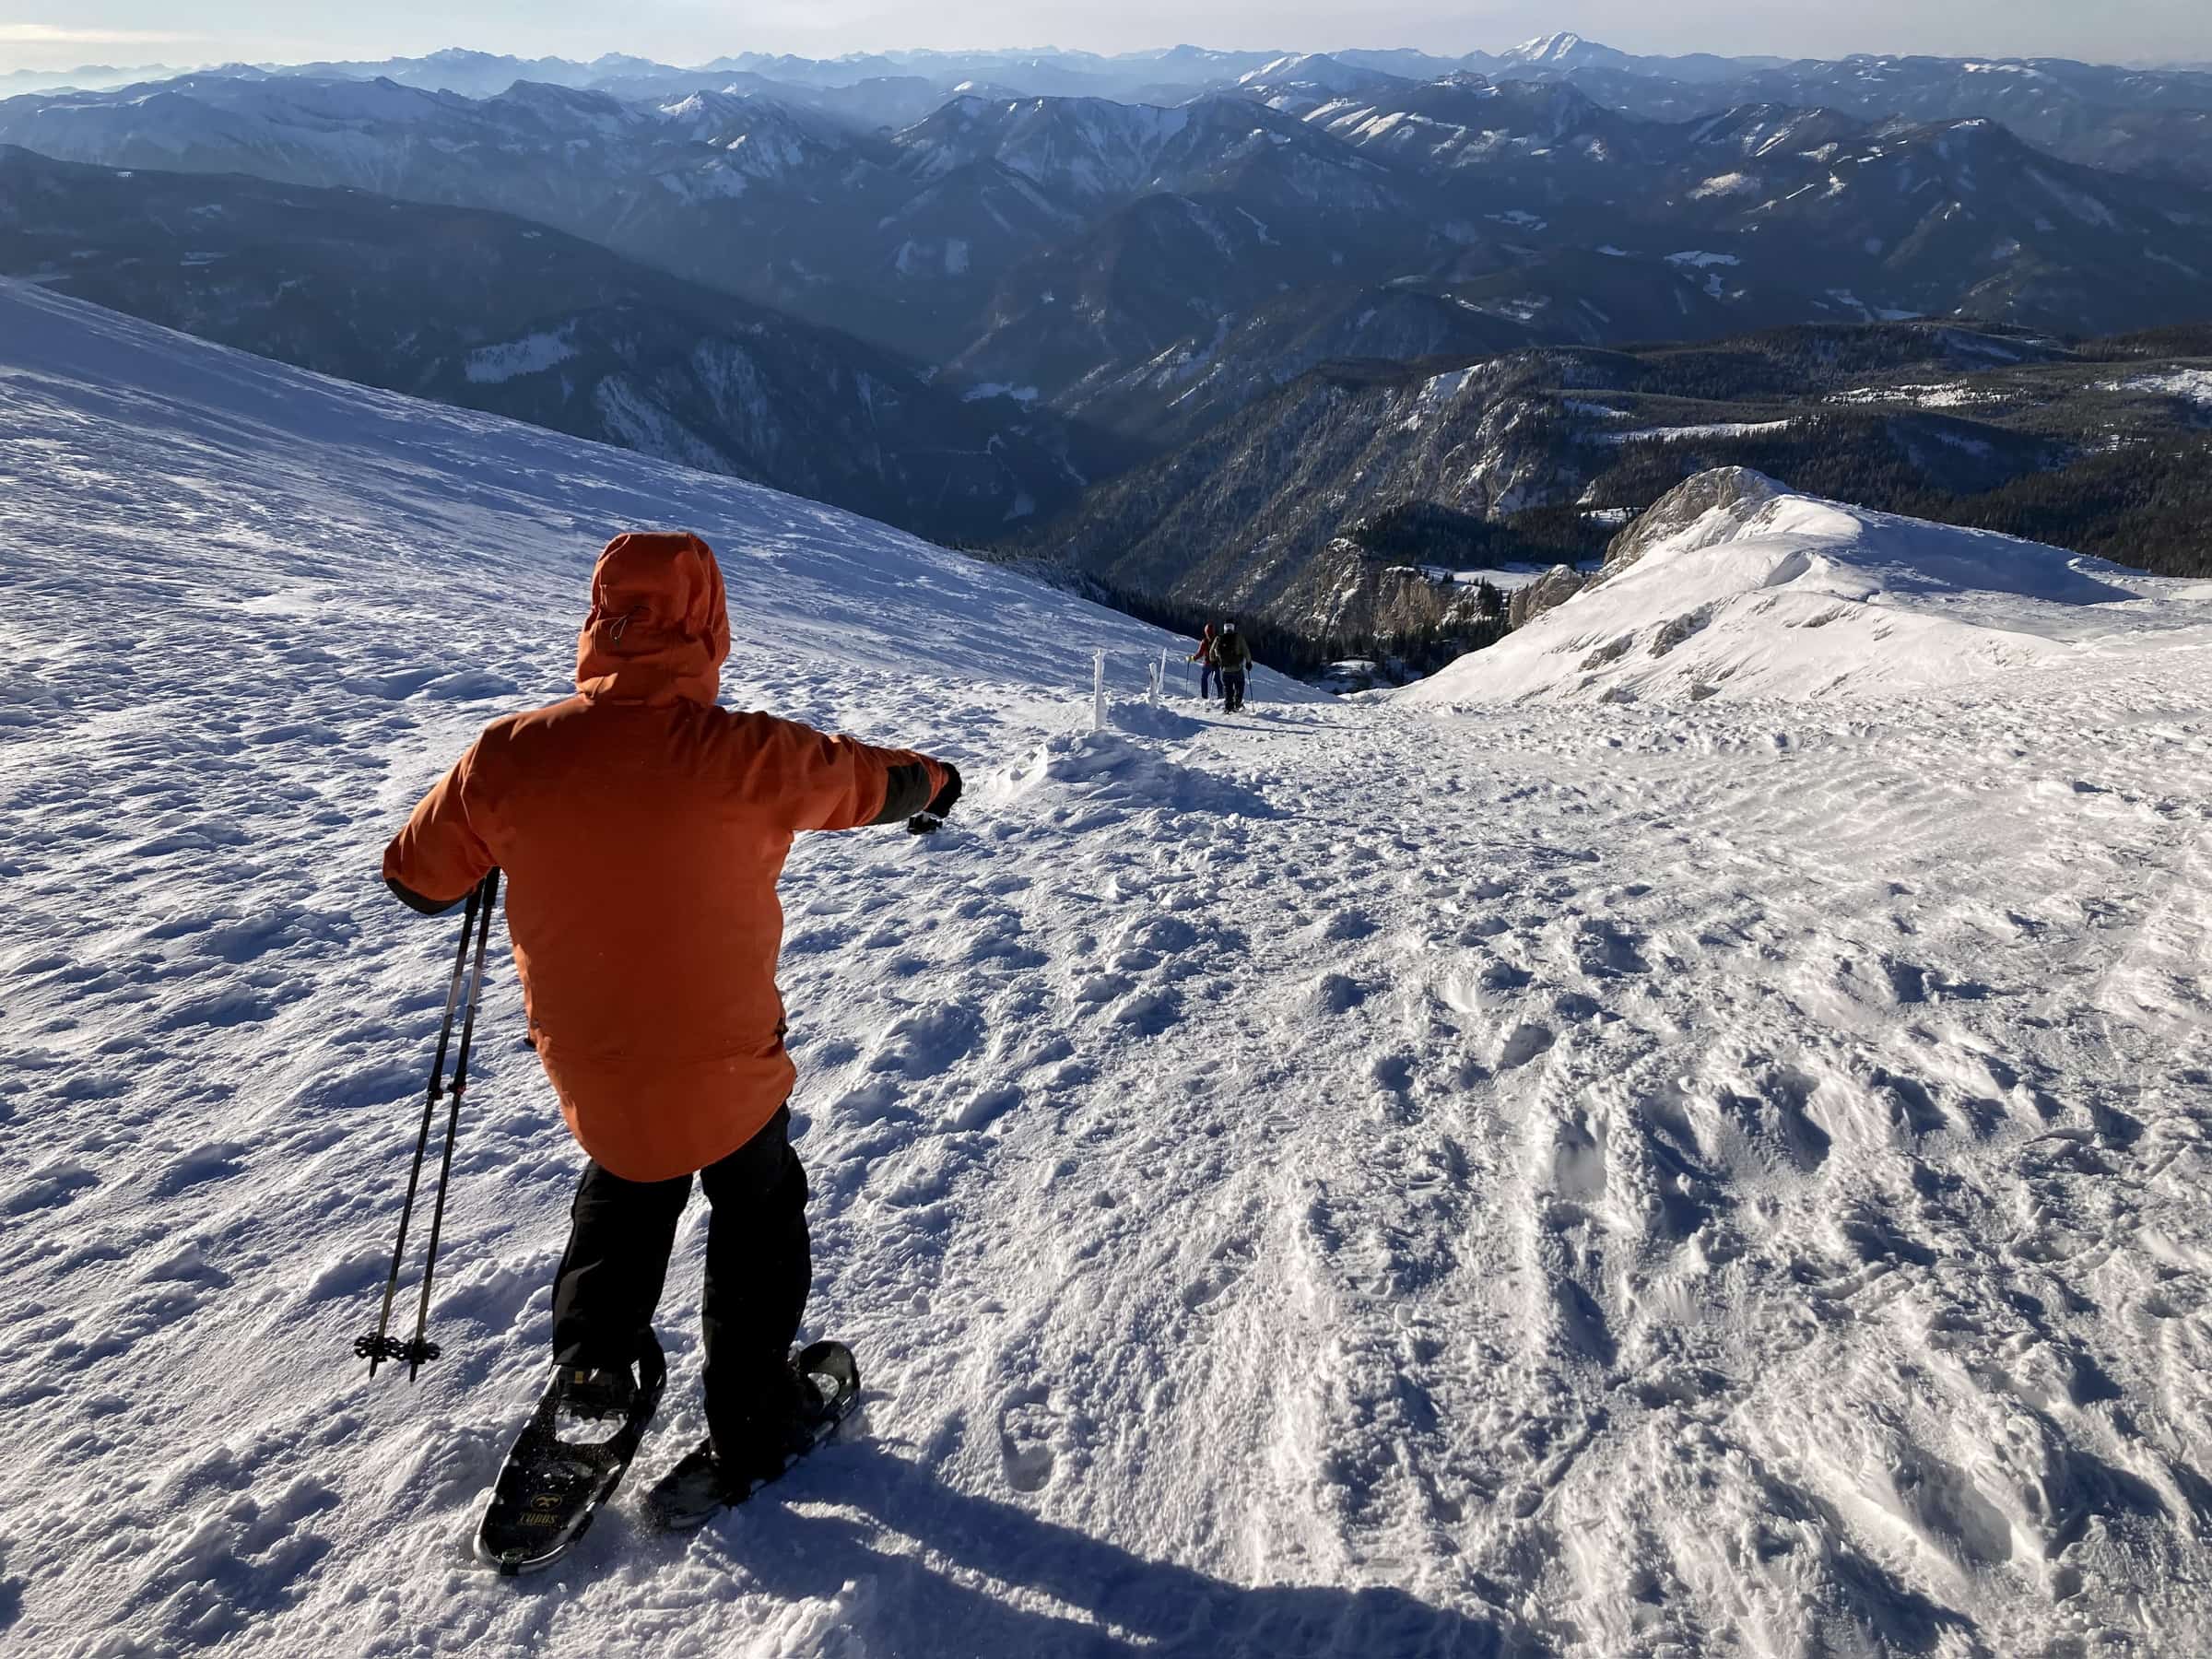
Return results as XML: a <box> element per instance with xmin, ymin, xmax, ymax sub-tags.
<box><xmin>1215</xmin><ymin>622</ymin><xmax>1253</xmax><ymax>713</ymax></box>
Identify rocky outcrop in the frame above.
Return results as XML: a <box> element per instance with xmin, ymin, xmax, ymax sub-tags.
<box><xmin>1508</xmin><ymin>563</ymin><xmax>1589</xmax><ymax>629</ymax></box>
<box><xmin>1506</xmin><ymin>467</ymin><xmax>1781</xmax><ymax>636</ymax></box>
<box><xmin>1601</xmin><ymin>466</ymin><xmax>1785</xmax><ymax>579</ymax></box>
<box><xmin>1036</xmin><ymin>355</ymin><xmax>1576</xmax><ymax>639</ymax></box>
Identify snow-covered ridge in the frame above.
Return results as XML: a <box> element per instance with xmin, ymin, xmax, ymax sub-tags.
<box><xmin>1405</xmin><ymin>467</ymin><xmax>2212</xmax><ymax>705</ymax></box>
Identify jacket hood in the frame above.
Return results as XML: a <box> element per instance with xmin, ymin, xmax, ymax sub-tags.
<box><xmin>575</xmin><ymin>532</ymin><xmax>730</xmax><ymax>705</ymax></box>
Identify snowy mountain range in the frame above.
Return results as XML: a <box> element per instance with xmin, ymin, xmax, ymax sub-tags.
<box><xmin>0</xmin><ymin>147</ymin><xmax>1100</xmax><ymax>541</ymax></box>
<box><xmin>6</xmin><ymin>35</ymin><xmax>2212</xmax><ymax>646</ymax></box>
<box><xmin>6</xmin><ymin>63</ymin><xmax>2207</xmax><ymax>387</ymax></box>
<box><xmin>7</xmin><ymin>279</ymin><xmax>2212</xmax><ymax>1657</ymax></box>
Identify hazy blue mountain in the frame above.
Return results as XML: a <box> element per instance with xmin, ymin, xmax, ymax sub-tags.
<box><xmin>0</xmin><ymin>147</ymin><xmax>1107</xmax><ymax>540</ymax></box>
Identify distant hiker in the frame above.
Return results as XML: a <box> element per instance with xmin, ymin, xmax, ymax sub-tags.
<box><xmin>1190</xmin><ymin>622</ymin><xmax>1219</xmax><ymax>700</ymax></box>
<box><xmin>1215</xmin><ymin>621</ymin><xmax>1253</xmax><ymax>713</ymax></box>
<box><xmin>380</xmin><ymin>531</ymin><xmax>959</xmax><ymax>1528</ymax></box>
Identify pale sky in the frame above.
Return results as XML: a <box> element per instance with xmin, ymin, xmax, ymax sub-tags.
<box><xmin>3</xmin><ymin>2</ymin><xmax>2207</xmax><ymax>72</ymax></box>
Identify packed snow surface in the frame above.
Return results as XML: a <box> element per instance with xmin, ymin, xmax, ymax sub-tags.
<box><xmin>6</xmin><ymin>288</ymin><xmax>2212</xmax><ymax>1657</ymax></box>
<box><xmin>1408</xmin><ymin>477</ymin><xmax>2212</xmax><ymax>707</ymax></box>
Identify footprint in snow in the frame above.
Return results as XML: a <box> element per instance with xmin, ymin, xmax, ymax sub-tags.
<box><xmin>1566</xmin><ymin>918</ymin><xmax>1649</xmax><ymax>978</ymax></box>
<box><xmin>1073</xmin><ymin>972</ymin><xmax>1133</xmax><ymax>1006</ymax></box>
<box><xmin>1182</xmin><ymin>1235</ymin><xmax>1255</xmax><ymax>1312</ymax></box>
<box><xmin>997</xmin><ymin>1384</ymin><xmax>1062</xmax><ymax>1494</ymax></box>
<box><xmin>1554</xmin><ymin>1276</ymin><xmax>1618</xmax><ymax>1369</ymax></box>
<box><xmin>1755</xmin><ymin>1071</ymin><xmax>1836</xmax><ymax>1172</ymax></box>
<box><xmin>831</xmin><ymin>1077</ymin><xmax>912</xmax><ymax>1126</ymax></box>
<box><xmin>1371</xmin><ymin>1053</ymin><xmax>1416</xmax><ymax>1099</ymax></box>
<box><xmin>878</xmin><ymin>1140</ymin><xmax>968</xmax><ymax>1210</ymax></box>
<box><xmin>1496</xmin><ymin>1024</ymin><xmax>1557</xmax><ymax>1072</ymax></box>
<box><xmin>3</xmin><ymin>1162</ymin><xmax>100</xmax><ymax>1216</ymax></box>
<box><xmin>1111</xmin><ymin>988</ymin><xmax>1181</xmax><ymax>1035</ymax></box>
<box><xmin>149</xmin><ymin>1142</ymin><xmax>251</xmax><ymax>1198</ymax></box>
<box><xmin>947</xmin><ymin>1084</ymin><xmax>1021</xmax><ymax>1133</ymax></box>
<box><xmin>865</xmin><ymin>1002</ymin><xmax>982</xmax><ymax>1080</ymax></box>
<box><xmin>1114</xmin><ymin>914</ymin><xmax>1200</xmax><ymax>956</ymax></box>
<box><xmin>1312</xmin><ymin>972</ymin><xmax>1367</xmax><ymax>1016</ymax></box>
<box><xmin>1544</xmin><ymin>1117</ymin><xmax>1606</xmax><ymax>1205</ymax></box>
<box><xmin>1866</xmin><ymin>1066</ymin><xmax>1949</xmax><ymax>1137</ymax></box>
<box><xmin>1314</xmin><ymin>909</ymin><xmax>1377</xmax><ymax>944</ymax></box>
<box><xmin>962</xmin><ymin>924</ymin><xmax>1046</xmax><ymax>970</ymax></box>
<box><xmin>152</xmin><ymin>987</ymin><xmax>283</xmax><ymax>1030</ymax></box>
<box><xmin>1440</xmin><ymin>959</ymin><xmax>1532</xmax><ymax>1016</ymax></box>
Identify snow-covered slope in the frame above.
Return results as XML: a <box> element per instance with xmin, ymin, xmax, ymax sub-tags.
<box><xmin>1406</xmin><ymin>468</ymin><xmax>2212</xmax><ymax>706</ymax></box>
<box><xmin>6</xmin><ymin>288</ymin><xmax>2212</xmax><ymax>1656</ymax></box>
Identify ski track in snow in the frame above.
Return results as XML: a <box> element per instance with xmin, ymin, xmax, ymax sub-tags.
<box><xmin>4</xmin><ymin>286</ymin><xmax>2212</xmax><ymax>1657</ymax></box>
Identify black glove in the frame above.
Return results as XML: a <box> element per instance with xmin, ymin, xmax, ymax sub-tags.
<box><xmin>907</xmin><ymin>762</ymin><xmax>962</xmax><ymax>834</ymax></box>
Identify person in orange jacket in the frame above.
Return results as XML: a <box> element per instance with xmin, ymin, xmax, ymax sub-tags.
<box><xmin>382</xmin><ymin>530</ymin><xmax>959</xmax><ymax>1525</ymax></box>
<box><xmin>1189</xmin><ymin>621</ymin><xmax>1219</xmax><ymax>701</ymax></box>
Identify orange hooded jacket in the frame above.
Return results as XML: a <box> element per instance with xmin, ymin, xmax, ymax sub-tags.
<box><xmin>381</xmin><ymin>532</ymin><xmax>949</xmax><ymax>1182</ymax></box>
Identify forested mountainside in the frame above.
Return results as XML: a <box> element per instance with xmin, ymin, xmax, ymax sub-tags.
<box><xmin>1028</xmin><ymin>321</ymin><xmax>2212</xmax><ymax>647</ymax></box>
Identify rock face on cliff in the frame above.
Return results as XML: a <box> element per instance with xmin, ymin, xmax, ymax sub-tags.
<box><xmin>1487</xmin><ymin>464</ymin><xmax>1776</xmax><ymax>638</ymax></box>
<box><xmin>1507</xmin><ymin>563</ymin><xmax>1589</xmax><ymax>629</ymax></box>
<box><xmin>1598</xmin><ymin>465</ymin><xmax>1787</xmax><ymax>579</ymax></box>
<box><xmin>1033</xmin><ymin>357</ymin><xmax>1572</xmax><ymax>641</ymax></box>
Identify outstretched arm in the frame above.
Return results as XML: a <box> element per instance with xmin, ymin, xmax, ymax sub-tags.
<box><xmin>739</xmin><ymin>714</ymin><xmax>956</xmax><ymax>834</ymax></box>
<box><xmin>382</xmin><ymin>741</ymin><xmax>497</xmax><ymax>913</ymax></box>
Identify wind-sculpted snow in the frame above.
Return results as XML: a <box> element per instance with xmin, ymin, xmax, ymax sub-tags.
<box><xmin>1406</xmin><ymin>470</ymin><xmax>2212</xmax><ymax>706</ymax></box>
<box><xmin>4</xmin><ymin>288</ymin><xmax>2211</xmax><ymax>1656</ymax></box>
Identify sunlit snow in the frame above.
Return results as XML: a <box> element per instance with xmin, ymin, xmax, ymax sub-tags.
<box><xmin>6</xmin><ymin>288</ymin><xmax>2212</xmax><ymax>1658</ymax></box>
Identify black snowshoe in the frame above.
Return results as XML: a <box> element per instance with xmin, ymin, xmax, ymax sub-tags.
<box><xmin>643</xmin><ymin>1340</ymin><xmax>861</xmax><ymax>1531</ymax></box>
<box><xmin>474</xmin><ymin>1334</ymin><xmax>667</xmax><ymax>1575</ymax></box>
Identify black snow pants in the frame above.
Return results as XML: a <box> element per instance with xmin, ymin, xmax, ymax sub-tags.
<box><xmin>550</xmin><ymin>1103</ymin><xmax>810</xmax><ymax>1461</ymax></box>
<box><xmin>1220</xmin><ymin>669</ymin><xmax>1248</xmax><ymax>712</ymax></box>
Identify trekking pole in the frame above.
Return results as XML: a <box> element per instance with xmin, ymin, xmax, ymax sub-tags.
<box><xmin>356</xmin><ymin>869</ymin><xmax>500</xmax><ymax>1380</ymax></box>
<box><xmin>403</xmin><ymin>866</ymin><xmax>500</xmax><ymax>1381</ymax></box>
